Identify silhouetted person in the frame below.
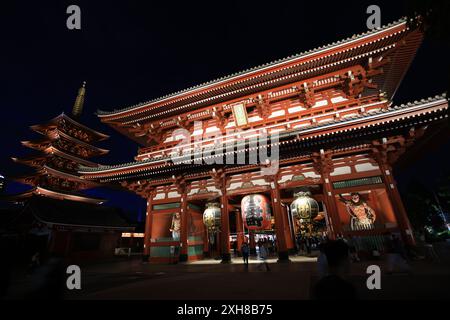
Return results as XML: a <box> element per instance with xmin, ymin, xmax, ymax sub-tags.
<box><xmin>386</xmin><ymin>234</ymin><xmax>411</xmax><ymax>273</ymax></box>
<box><xmin>241</xmin><ymin>243</ymin><xmax>249</xmax><ymax>266</ymax></box>
<box><xmin>391</xmin><ymin>234</ymin><xmax>406</xmax><ymax>259</ymax></box>
<box><xmin>28</xmin><ymin>251</ymin><xmax>41</xmax><ymax>274</ymax></box>
<box><xmin>347</xmin><ymin>235</ymin><xmax>360</xmax><ymax>262</ymax></box>
<box><xmin>312</xmin><ymin>240</ymin><xmax>356</xmax><ymax>300</ymax></box>
<box><xmin>232</xmin><ymin>241</ymin><xmax>238</xmax><ymax>256</ymax></box>
<box><xmin>317</xmin><ymin>243</ymin><xmax>328</xmax><ymax>278</ymax></box>
<box><xmin>257</xmin><ymin>243</ymin><xmax>270</xmax><ymax>271</ymax></box>
<box><xmin>305</xmin><ymin>237</ymin><xmax>312</xmax><ymax>255</ymax></box>
<box><xmin>27</xmin><ymin>255</ymin><xmax>65</xmax><ymax>300</ymax></box>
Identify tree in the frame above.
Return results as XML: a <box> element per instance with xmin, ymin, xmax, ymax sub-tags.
<box><xmin>403</xmin><ymin>179</ymin><xmax>444</xmax><ymax>230</ymax></box>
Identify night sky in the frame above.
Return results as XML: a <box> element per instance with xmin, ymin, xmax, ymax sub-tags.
<box><xmin>1</xmin><ymin>1</ymin><xmax>449</xmax><ymax>221</ymax></box>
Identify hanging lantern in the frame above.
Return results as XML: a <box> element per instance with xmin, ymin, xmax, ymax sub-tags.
<box><xmin>241</xmin><ymin>194</ymin><xmax>272</xmax><ymax>230</ymax></box>
<box><xmin>290</xmin><ymin>191</ymin><xmax>319</xmax><ymax>222</ymax></box>
<box><xmin>203</xmin><ymin>202</ymin><xmax>221</xmax><ymax>232</ymax></box>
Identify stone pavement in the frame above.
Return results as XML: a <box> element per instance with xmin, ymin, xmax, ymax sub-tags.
<box><xmin>64</xmin><ymin>255</ymin><xmax>450</xmax><ymax>300</ymax></box>
<box><xmin>5</xmin><ymin>254</ymin><xmax>450</xmax><ymax>299</ymax></box>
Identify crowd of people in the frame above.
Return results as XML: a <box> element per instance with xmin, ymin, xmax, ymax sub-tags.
<box><xmin>232</xmin><ymin>230</ymin><xmax>442</xmax><ymax>281</ymax></box>
<box><xmin>232</xmin><ymin>231</ymin><xmax>420</xmax><ymax>259</ymax></box>
<box><xmin>239</xmin><ymin>239</ymin><xmax>273</xmax><ymax>270</ymax></box>
<box><xmin>234</xmin><ymin>231</ymin><xmax>421</xmax><ymax>289</ymax></box>
<box><xmin>296</xmin><ymin>234</ymin><xmax>327</xmax><ymax>255</ymax></box>
<box><xmin>231</xmin><ymin>237</ymin><xmax>277</xmax><ymax>256</ymax></box>
<box><xmin>312</xmin><ymin>233</ymin><xmax>413</xmax><ymax>299</ymax></box>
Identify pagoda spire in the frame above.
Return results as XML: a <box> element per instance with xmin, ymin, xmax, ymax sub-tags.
<box><xmin>72</xmin><ymin>81</ymin><xmax>86</xmax><ymax>118</ymax></box>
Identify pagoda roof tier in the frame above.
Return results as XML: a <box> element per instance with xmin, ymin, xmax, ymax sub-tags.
<box><xmin>21</xmin><ymin>130</ymin><xmax>109</xmax><ymax>158</ymax></box>
<box><xmin>11</xmin><ymin>153</ymin><xmax>48</xmax><ymax>168</ymax></box>
<box><xmin>2</xmin><ymin>186</ymin><xmax>106</xmax><ymax>205</ymax></box>
<box><xmin>0</xmin><ymin>194</ymin><xmax>134</xmax><ymax>233</ymax></box>
<box><xmin>12</xmin><ymin>148</ymin><xmax>98</xmax><ymax>168</ymax></box>
<box><xmin>97</xmin><ymin>17</ymin><xmax>424</xmax><ymax>143</ymax></box>
<box><xmin>30</xmin><ymin>113</ymin><xmax>109</xmax><ymax>142</ymax></box>
<box><xmin>79</xmin><ymin>94</ymin><xmax>448</xmax><ymax>182</ymax></box>
<box><xmin>43</xmin><ymin>165</ymin><xmax>99</xmax><ymax>184</ymax></box>
<box><xmin>16</xmin><ymin>165</ymin><xmax>99</xmax><ymax>187</ymax></box>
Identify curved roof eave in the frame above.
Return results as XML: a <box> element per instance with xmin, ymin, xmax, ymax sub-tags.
<box><xmin>81</xmin><ymin>93</ymin><xmax>448</xmax><ymax>178</ymax></box>
<box><xmin>97</xmin><ymin>17</ymin><xmax>409</xmax><ymax>119</ymax></box>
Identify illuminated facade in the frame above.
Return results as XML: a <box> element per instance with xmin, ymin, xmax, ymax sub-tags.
<box><xmin>80</xmin><ymin>17</ymin><xmax>449</xmax><ymax>263</ymax></box>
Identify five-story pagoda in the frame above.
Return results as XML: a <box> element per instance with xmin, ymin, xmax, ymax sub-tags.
<box><xmin>12</xmin><ymin>82</ymin><xmax>110</xmax><ymax>204</ymax></box>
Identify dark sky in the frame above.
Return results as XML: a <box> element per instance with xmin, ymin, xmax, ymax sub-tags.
<box><xmin>1</xmin><ymin>1</ymin><xmax>449</xmax><ymax>219</ymax></box>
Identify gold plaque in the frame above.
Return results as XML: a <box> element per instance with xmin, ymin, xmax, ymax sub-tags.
<box><xmin>231</xmin><ymin>102</ymin><xmax>249</xmax><ymax>127</ymax></box>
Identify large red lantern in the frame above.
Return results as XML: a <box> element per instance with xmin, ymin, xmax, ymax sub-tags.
<box><xmin>241</xmin><ymin>194</ymin><xmax>272</xmax><ymax>230</ymax></box>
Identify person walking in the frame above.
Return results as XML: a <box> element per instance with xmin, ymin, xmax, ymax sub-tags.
<box><xmin>305</xmin><ymin>236</ymin><xmax>312</xmax><ymax>255</ymax></box>
<box><xmin>268</xmin><ymin>240</ymin><xmax>274</xmax><ymax>255</ymax></box>
<box><xmin>347</xmin><ymin>235</ymin><xmax>360</xmax><ymax>262</ymax></box>
<box><xmin>241</xmin><ymin>242</ymin><xmax>250</xmax><ymax>266</ymax></box>
<box><xmin>317</xmin><ymin>243</ymin><xmax>328</xmax><ymax>278</ymax></box>
<box><xmin>386</xmin><ymin>233</ymin><xmax>411</xmax><ymax>273</ymax></box>
<box><xmin>257</xmin><ymin>243</ymin><xmax>270</xmax><ymax>271</ymax></box>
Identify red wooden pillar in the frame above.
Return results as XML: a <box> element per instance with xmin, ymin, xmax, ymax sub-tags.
<box><xmin>322</xmin><ymin>172</ymin><xmax>342</xmax><ymax>238</ymax></box>
<box><xmin>143</xmin><ymin>196</ymin><xmax>153</xmax><ymax>257</ymax></box>
<box><xmin>379</xmin><ymin>161</ymin><xmax>415</xmax><ymax>245</ymax></box>
<box><xmin>236</xmin><ymin>210</ymin><xmax>244</xmax><ymax>254</ymax></box>
<box><xmin>315</xmin><ymin>150</ymin><xmax>342</xmax><ymax>239</ymax></box>
<box><xmin>281</xmin><ymin>204</ymin><xmax>295</xmax><ymax>251</ymax></box>
<box><xmin>220</xmin><ymin>193</ymin><xmax>231</xmax><ymax>262</ymax></box>
<box><xmin>179</xmin><ymin>192</ymin><xmax>189</xmax><ymax>262</ymax></box>
<box><xmin>270</xmin><ymin>181</ymin><xmax>290</xmax><ymax>261</ymax></box>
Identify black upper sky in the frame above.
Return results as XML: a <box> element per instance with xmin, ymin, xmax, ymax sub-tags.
<box><xmin>1</xmin><ymin>1</ymin><xmax>449</xmax><ymax>218</ymax></box>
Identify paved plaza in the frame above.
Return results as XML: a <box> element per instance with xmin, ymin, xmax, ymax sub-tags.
<box><xmin>5</xmin><ymin>253</ymin><xmax>450</xmax><ymax>300</ymax></box>
<box><xmin>63</xmin><ymin>255</ymin><xmax>450</xmax><ymax>300</ymax></box>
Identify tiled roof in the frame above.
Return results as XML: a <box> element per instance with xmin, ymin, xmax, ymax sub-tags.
<box><xmin>79</xmin><ymin>93</ymin><xmax>448</xmax><ymax>176</ymax></box>
<box><xmin>29</xmin><ymin>196</ymin><xmax>133</xmax><ymax>229</ymax></box>
<box><xmin>31</xmin><ymin>113</ymin><xmax>109</xmax><ymax>141</ymax></box>
<box><xmin>97</xmin><ymin>17</ymin><xmax>409</xmax><ymax>117</ymax></box>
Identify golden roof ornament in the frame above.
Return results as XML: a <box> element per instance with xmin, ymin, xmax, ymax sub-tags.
<box><xmin>72</xmin><ymin>81</ymin><xmax>86</xmax><ymax>118</ymax></box>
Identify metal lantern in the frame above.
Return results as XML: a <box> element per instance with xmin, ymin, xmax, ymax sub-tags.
<box><xmin>203</xmin><ymin>202</ymin><xmax>221</xmax><ymax>232</ymax></box>
<box><xmin>290</xmin><ymin>191</ymin><xmax>319</xmax><ymax>222</ymax></box>
<box><xmin>241</xmin><ymin>194</ymin><xmax>272</xmax><ymax>230</ymax></box>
